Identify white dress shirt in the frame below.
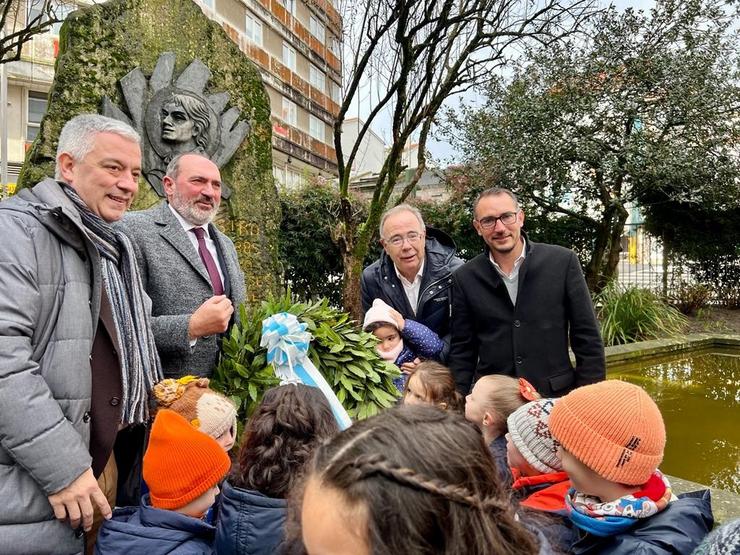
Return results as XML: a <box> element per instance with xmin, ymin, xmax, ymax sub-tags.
<box><xmin>168</xmin><ymin>203</ymin><xmax>225</xmax><ymax>285</ymax></box>
<box><xmin>395</xmin><ymin>259</ymin><xmax>425</xmax><ymax>315</ymax></box>
<box><xmin>489</xmin><ymin>238</ymin><xmax>526</xmax><ymax>305</ymax></box>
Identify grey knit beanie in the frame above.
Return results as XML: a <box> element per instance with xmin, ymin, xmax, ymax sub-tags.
<box><xmin>507</xmin><ymin>398</ymin><xmax>562</xmax><ymax>473</ymax></box>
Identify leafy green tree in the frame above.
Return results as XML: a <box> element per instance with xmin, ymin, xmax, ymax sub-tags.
<box><xmin>443</xmin><ymin>0</ymin><xmax>740</xmax><ymax>293</ymax></box>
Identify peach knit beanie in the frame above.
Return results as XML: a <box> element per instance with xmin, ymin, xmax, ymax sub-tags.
<box><xmin>153</xmin><ymin>376</ymin><xmax>237</xmax><ymax>441</ymax></box>
<box><xmin>144</xmin><ymin>409</ymin><xmax>231</xmax><ymax>509</ymax></box>
<box><xmin>549</xmin><ymin>380</ymin><xmax>665</xmax><ymax>486</ymax></box>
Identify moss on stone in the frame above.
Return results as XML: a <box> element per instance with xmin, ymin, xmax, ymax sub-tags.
<box><xmin>18</xmin><ymin>0</ymin><xmax>281</xmax><ymax>301</ymax></box>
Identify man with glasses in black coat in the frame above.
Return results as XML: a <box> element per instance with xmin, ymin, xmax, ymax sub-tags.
<box><xmin>448</xmin><ymin>188</ymin><xmax>605</xmax><ymax>397</ymax></box>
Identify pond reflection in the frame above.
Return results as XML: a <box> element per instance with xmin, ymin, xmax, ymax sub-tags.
<box><xmin>610</xmin><ymin>349</ymin><xmax>739</xmax><ymax>493</ymax></box>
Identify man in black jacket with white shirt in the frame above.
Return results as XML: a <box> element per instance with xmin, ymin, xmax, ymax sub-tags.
<box><xmin>361</xmin><ymin>204</ymin><xmax>464</xmax><ymax>365</ymax></box>
<box><xmin>448</xmin><ymin>188</ymin><xmax>605</xmax><ymax>396</ymax></box>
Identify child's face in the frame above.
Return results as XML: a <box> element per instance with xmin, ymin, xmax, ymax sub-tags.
<box><xmin>505</xmin><ymin>432</ymin><xmax>538</xmax><ymax>476</ymax></box>
<box><xmin>403</xmin><ymin>373</ymin><xmax>430</xmax><ymax>406</ymax></box>
<box><xmin>465</xmin><ymin>379</ymin><xmax>490</xmax><ymax>424</ymax></box>
<box><xmin>558</xmin><ymin>446</ymin><xmax>602</xmax><ymax>497</ymax></box>
<box><xmin>372</xmin><ymin>324</ymin><xmax>401</xmax><ymax>353</ymax></box>
<box><xmin>216</xmin><ymin>425</ymin><xmax>235</xmax><ymax>451</ymax></box>
<box><xmin>177</xmin><ymin>484</ymin><xmax>220</xmax><ymax>518</ymax></box>
<box><xmin>302</xmin><ymin>477</ymin><xmax>370</xmax><ymax>555</ymax></box>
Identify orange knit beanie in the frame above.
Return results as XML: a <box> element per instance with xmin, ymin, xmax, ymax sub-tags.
<box><xmin>549</xmin><ymin>380</ymin><xmax>665</xmax><ymax>486</ymax></box>
<box><xmin>144</xmin><ymin>409</ymin><xmax>231</xmax><ymax>509</ymax></box>
<box><xmin>153</xmin><ymin>376</ymin><xmax>237</xmax><ymax>441</ymax></box>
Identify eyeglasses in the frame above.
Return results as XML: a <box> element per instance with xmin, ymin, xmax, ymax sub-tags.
<box><xmin>385</xmin><ymin>231</ymin><xmax>423</xmax><ymax>247</ymax></box>
<box><xmin>475</xmin><ymin>211</ymin><xmax>520</xmax><ymax>229</ymax></box>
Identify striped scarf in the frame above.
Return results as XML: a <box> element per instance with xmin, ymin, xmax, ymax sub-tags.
<box><xmin>62</xmin><ymin>185</ymin><xmax>162</xmax><ymax>423</ymax></box>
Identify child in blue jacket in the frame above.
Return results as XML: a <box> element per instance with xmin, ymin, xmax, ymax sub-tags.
<box><xmin>363</xmin><ymin>298</ymin><xmax>444</xmax><ymax>392</ymax></box>
<box><xmin>95</xmin><ymin>409</ymin><xmax>231</xmax><ymax>554</ymax></box>
<box><xmin>550</xmin><ymin>380</ymin><xmax>713</xmax><ymax>554</ymax></box>
<box><xmin>215</xmin><ymin>384</ymin><xmax>339</xmax><ymax>555</ymax></box>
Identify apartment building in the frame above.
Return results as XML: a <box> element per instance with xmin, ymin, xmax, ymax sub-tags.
<box><xmin>1</xmin><ymin>0</ymin><xmax>341</xmax><ymax>190</ymax></box>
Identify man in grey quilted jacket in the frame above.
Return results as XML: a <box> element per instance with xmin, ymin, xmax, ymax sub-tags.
<box><xmin>0</xmin><ymin>114</ymin><xmax>161</xmax><ymax>554</ymax></box>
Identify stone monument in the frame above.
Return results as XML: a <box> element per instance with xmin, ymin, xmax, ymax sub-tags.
<box><xmin>18</xmin><ymin>0</ymin><xmax>280</xmax><ymax>302</ymax></box>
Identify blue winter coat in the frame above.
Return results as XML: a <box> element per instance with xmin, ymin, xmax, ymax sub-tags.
<box><xmin>391</xmin><ymin>319</ymin><xmax>447</xmax><ymax>391</ymax></box>
<box><xmin>214</xmin><ymin>480</ymin><xmax>287</xmax><ymax>555</ymax></box>
<box><xmin>569</xmin><ymin>490</ymin><xmax>714</xmax><ymax>555</ymax></box>
<box><xmin>95</xmin><ymin>498</ymin><xmax>215</xmax><ymax>554</ymax></box>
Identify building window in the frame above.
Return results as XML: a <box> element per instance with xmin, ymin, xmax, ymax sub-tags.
<box><xmin>282</xmin><ymin>41</ymin><xmax>296</xmax><ymax>72</ymax></box>
<box><xmin>309</xmin><ymin>64</ymin><xmax>325</xmax><ymax>93</ymax></box>
<box><xmin>281</xmin><ymin>97</ymin><xmax>297</xmax><ymax>126</ymax></box>
<box><xmin>331</xmin><ymin>82</ymin><xmax>341</xmax><ymax>103</ymax></box>
<box><xmin>273</xmin><ymin>165</ymin><xmax>286</xmax><ymax>186</ymax></box>
<box><xmin>309</xmin><ymin>115</ymin><xmax>325</xmax><ymax>143</ymax></box>
<box><xmin>26</xmin><ymin>90</ymin><xmax>48</xmax><ymax>141</ymax></box>
<box><xmin>329</xmin><ymin>36</ymin><xmax>340</xmax><ymax>56</ymax></box>
<box><xmin>278</xmin><ymin>0</ymin><xmax>296</xmax><ymax>15</ymax></box>
<box><xmin>287</xmin><ymin>169</ymin><xmax>302</xmax><ymax>188</ymax></box>
<box><xmin>309</xmin><ymin>15</ymin><xmax>325</xmax><ymax>43</ymax></box>
<box><xmin>27</xmin><ymin>0</ymin><xmax>73</xmax><ymax>36</ymax></box>
<box><xmin>246</xmin><ymin>14</ymin><xmax>263</xmax><ymax>46</ymax></box>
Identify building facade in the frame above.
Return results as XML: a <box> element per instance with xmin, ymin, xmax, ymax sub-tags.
<box><xmin>1</xmin><ymin>0</ymin><xmax>341</xmax><ymax>191</ymax></box>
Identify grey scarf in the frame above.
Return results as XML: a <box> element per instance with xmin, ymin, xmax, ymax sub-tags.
<box><xmin>62</xmin><ymin>184</ymin><xmax>162</xmax><ymax>423</ymax></box>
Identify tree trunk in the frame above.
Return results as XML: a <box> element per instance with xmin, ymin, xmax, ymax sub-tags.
<box><xmin>585</xmin><ymin>203</ymin><xmax>629</xmax><ymax>295</ymax></box>
<box><xmin>601</xmin><ymin>205</ymin><xmax>629</xmax><ymax>290</ymax></box>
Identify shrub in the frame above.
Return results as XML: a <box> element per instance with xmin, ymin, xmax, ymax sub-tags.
<box><xmin>596</xmin><ymin>283</ymin><xmax>687</xmax><ymax>346</ymax></box>
<box><xmin>211</xmin><ymin>293</ymin><xmax>401</xmax><ymax>426</ymax></box>
<box><xmin>666</xmin><ymin>281</ymin><xmax>713</xmax><ymax>316</ymax></box>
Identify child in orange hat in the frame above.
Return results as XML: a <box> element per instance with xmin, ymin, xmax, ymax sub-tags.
<box><xmin>95</xmin><ymin>409</ymin><xmax>231</xmax><ymax>554</ymax></box>
<box><xmin>549</xmin><ymin>380</ymin><xmax>713</xmax><ymax>554</ymax></box>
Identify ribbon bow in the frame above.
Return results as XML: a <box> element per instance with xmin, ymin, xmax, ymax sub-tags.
<box><xmin>261</xmin><ymin>313</ymin><xmax>351</xmax><ymax>430</ymax></box>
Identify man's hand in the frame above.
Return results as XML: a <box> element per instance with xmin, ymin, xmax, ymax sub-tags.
<box><xmin>401</xmin><ymin>357</ymin><xmax>421</xmax><ymax>374</ymax></box>
<box><xmin>389</xmin><ymin>308</ymin><xmax>406</xmax><ymax>331</ymax></box>
<box><xmin>47</xmin><ymin>468</ymin><xmax>111</xmax><ymax>532</ymax></box>
<box><xmin>188</xmin><ymin>295</ymin><xmax>234</xmax><ymax>339</ymax></box>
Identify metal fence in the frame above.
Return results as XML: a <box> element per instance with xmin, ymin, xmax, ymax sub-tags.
<box><xmin>617</xmin><ymin>223</ymin><xmax>694</xmax><ymax>298</ymax></box>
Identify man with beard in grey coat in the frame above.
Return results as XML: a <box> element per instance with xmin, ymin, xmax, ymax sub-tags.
<box><xmin>119</xmin><ymin>153</ymin><xmax>245</xmax><ymax>378</ymax></box>
<box><xmin>0</xmin><ymin>114</ymin><xmax>161</xmax><ymax>554</ymax></box>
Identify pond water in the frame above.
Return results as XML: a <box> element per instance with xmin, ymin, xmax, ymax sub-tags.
<box><xmin>609</xmin><ymin>347</ymin><xmax>739</xmax><ymax>494</ymax></box>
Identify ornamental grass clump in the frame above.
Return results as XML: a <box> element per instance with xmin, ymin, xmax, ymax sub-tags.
<box><xmin>211</xmin><ymin>293</ymin><xmax>400</xmax><ymax>427</ymax></box>
<box><xmin>596</xmin><ymin>283</ymin><xmax>687</xmax><ymax>346</ymax></box>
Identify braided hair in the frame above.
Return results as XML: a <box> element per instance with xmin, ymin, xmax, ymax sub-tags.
<box><xmin>297</xmin><ymin>405</ymin><xmax>540</xmax><ymax>555</ymax></box>
<box><xmin>231</xmin><ymin>384</ymin><xmax>339</xmax><ymax>499</ymax></box>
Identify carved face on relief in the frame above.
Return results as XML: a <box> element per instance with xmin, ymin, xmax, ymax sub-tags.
<box><xmin>161</xmin><ymin>101</ymin><xmax>196</xmax><ymax>143</ymax></box>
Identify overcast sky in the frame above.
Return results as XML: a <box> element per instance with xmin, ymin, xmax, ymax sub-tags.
<box><xmin>345</xmin><ymin>0</ymin><xmax>657</xmax><ymax>164</ymax></box>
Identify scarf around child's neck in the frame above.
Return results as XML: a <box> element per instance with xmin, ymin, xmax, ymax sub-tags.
<box><xmin>378</xmin><ymin>339</ymin><xmax>404</xmax><ymax>363</ymax></box>
<box><xmin>565</xmin><ymin>470</ymin><xmax>677</xmax><ymax>537</ymax></box>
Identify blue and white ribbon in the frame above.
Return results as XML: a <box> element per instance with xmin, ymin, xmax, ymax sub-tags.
<box><xmin>260</xmin><ymin>312</ymin><xmax>352</xmax><ymax>430</ymax></box>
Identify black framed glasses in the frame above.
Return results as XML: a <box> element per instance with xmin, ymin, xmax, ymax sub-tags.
<box><xmin>386</xmin><ymin>231</ymin><xmax>423</xmax><ymax>247</ymax></box>
<box><xmin>476</xmin><ymin>211</ymin><xmax>519</xmax><ymax>229</ymax></box>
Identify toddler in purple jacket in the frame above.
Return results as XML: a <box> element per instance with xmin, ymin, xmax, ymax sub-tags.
<box><xmin>363</xmin><ymin>298</ymin><xmax>444</xmax><ymax>392</ymax></box>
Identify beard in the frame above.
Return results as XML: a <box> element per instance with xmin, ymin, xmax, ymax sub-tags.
<box><xmin>171</xmin><ymin>188</ymin><xmax>219</xmax><ymax>226</ymax></box>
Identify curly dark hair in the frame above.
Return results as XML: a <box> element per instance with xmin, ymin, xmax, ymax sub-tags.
<box><xmin>230</xmin><ymin>384</ymin><xmax>339</xmax><ymax>499</ymax></box>
<box><xmin>287</xmin><ymin>405</ymin><xmax>540</xmax><ymax>555</ymax></box>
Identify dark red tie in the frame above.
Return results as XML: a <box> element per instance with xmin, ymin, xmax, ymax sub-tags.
<box><xmin>190</xmin><ymin>227</ymin><xmax>224</xmax><ymax>295</ymax></box>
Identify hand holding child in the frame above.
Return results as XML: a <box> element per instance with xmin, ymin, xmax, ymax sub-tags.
<box><xmin>388</xmin><ymin>308</ymin><xmax>406</xmax><ymax>331</ymax></box>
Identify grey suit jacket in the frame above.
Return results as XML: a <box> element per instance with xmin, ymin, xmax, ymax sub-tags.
<box><xmin>119</xmin><ymin>202</ymin><xmax>246</xmax><ymax>378</ymax></box>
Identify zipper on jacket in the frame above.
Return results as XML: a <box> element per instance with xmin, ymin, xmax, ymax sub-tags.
<box><xmin>417</xmin><ymin>275</ymin><xmax>452</xmax><ymax>313</ymax></box>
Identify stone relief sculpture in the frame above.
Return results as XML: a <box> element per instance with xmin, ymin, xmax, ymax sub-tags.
<box><xmin>103</xmin><ymin>52</ymin><xmax>251</xmax><ymax>198</ymax></box>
